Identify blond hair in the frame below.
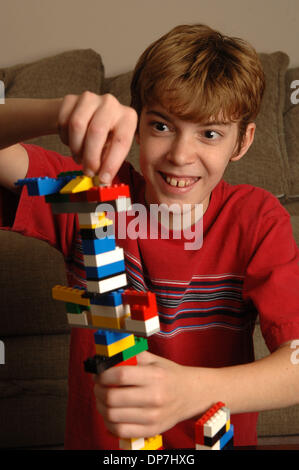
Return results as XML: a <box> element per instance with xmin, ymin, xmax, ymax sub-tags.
<box><xmin>130</xmin><ymin>24</ymin><xmax>265</xmax><ymax>151</ymax></box>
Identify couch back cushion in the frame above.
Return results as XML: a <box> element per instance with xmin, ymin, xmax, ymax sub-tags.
<box><xmin>0</xmin><ymin>49</ymin><xmax>105</xmax><ymax>157</ymax></box>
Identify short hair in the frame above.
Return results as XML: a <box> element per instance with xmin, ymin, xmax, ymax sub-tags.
<box><xmin>130</xmin><ymin>24</ymin><xmax>265</xmax><ymax>152</ymax></box>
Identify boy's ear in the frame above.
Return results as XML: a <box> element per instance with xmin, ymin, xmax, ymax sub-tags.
<box><xmin>230</xmin><ymin>122</ymin><xmax>256</xmax><ymax>162</ymax></box>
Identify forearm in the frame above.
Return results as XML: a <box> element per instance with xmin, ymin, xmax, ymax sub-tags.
<box><xmin>188</xmin><ymin>341</ymin><xmax>299</xmax><ymax>418</ymax></box>
<box><xmin>0</xmin><ymin>98</ymin><xmax>62</xmax><ymax>149</ymax></box>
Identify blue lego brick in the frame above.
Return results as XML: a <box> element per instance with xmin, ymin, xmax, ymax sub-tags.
<box><xmin>83</xmin><ymin>289</ymin><xmax>124</xmax><ymax>306</ymax></box>
<box><xmin>94</xmin><ymin>329</ymin><xmax>131</xmax><ymax>345</ymax></box>
<box><xmin>85</xmin><ymin>260</ymin><xmax>126</xmax><ymax>280</ymax></box>
<box><xmin>81</xmin><ymin>236</ymin><xmax>116</xmax><ymax>255</ymax></box>
<box><xmin>220</xmin><ymin>425</ymin><xmax>234</xmax><ymax>449</ymax></box>
<box><xmin>15</xmin><ymin>177</ymin><xmax>71</xmax><ymax>196</ymax></box>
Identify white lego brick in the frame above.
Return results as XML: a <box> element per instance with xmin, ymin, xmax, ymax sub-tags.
<box><xmin>86</xmin><ymin>273</ymin><xmax>127</xmax><ymax>294</ymax></box>
<box><xmin>90</xmin><ymin>303</ymin><xmax>130</xmax><ymax>318</ymax></box>
<box><xmin>125</xmin><ymin>315</ymin><xmax>160</xmax><ymax>335</ymax></box>
<box><xmin>195</xmin><ymin>441</ymin><xmax>220</xmax><ymax>451</ymax></box>
<box><xmin>83</xmin><ymin>247</ymin><xmax>124</xmax><ymax>267</ymax></box>
<box><xmin>115</xmin><ymin>197</ymin><xmax>132</xmax><ymax>212</ymax></box>
<box><xmin>204</xmin><ymin>408</ymin><xmax>227</xmax><ymax>438</ymax></box>
<box><xmin>67</xmin><ymin>312</ymin><xmax>90</xmax><ymax>327</ymax></box>
<box><xmin>119</xmin><ymin>437</ymin><xmax>145</xmax><ymax>450</ymax></box>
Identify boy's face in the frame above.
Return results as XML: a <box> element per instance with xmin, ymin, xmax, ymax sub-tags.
<box><xmin>136</xmin><ymin>103</ymin><xmax>255</xmax><ymax>219</ymax></box>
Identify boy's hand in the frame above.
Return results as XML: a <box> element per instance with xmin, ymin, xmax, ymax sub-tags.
<box><xmin>57</xmin><ymin>92</ymin><xmax>138</xmax><ymax>183</ymax></box>
<box><xmin>93</xmin><ymin>351</ymin><xmax>198</xmax><ymax>438</ymax></box>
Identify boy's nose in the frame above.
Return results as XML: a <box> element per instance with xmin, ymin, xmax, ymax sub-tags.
<box><xmin>166</xmin><ymin>135</ymin><xmax>197</xmax><ymax>167</ymax></box>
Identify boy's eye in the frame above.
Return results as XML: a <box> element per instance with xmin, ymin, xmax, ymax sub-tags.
<box><xmin>204</xmin><ymin>130</ymin><xmax>220</xmax><ymax>139</ymax></box>
<box><xmin>151</xmin><ymin>121</ymin><xmax>170</xmax><ymax>132</ymax></box>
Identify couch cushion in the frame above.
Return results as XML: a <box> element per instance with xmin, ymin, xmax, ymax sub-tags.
<box><xmin>0</xmin><ymin>49</ymin><xmax>105</xmax><ymax>157</ymax></box>
<box><xmin>0</xmin><ymin>230</ymin><xmax>69</xmax><ymax>336</ymax></box>
<box><xmin>104</xmin><ymin>53</ymin><xmax>290</xmax><ymax>198</ymax></box>
<box><xmin>284</xmin><ymin>66</ymin><xmax>299</xmax><ymax>198</ymax></box>
<box><xmin>224</xmin><ymin>52</ymin><xmax>290</xmax><ymax>198</ymax></box>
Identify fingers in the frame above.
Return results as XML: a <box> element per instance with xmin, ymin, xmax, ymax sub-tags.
<box><xmin>58</xmin><ymin>92</ymin><xmax>138</xmax><ymax>182</ymax></box>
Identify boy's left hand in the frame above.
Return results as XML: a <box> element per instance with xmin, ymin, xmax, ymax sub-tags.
<box><xmin>93</xmin><ymin>351</ymin><xmax>196</xmax><ymax>438</ymax></box>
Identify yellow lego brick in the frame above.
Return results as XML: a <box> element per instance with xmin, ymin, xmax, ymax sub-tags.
<box><xmin>52</xmin><ymin>285</ymin><xmax>90</xmax><ymax>306</ymax></box>
<box><xmin>226</xmin><ymin>419</ymin><xmax>230</xmax><ymax>432</ymax></box>
<box><xmin>141</xmin><ymin>435</ymin><xmax>163</xmax><ymax>450</ymax></box>
<box><xmin>60</xmin><ymin>175</ymin><xmax>94</xmax><ymax>194</ymax></box>
<box><xmin>95</xmin><ymin>334</ymin><xmax>135</xmax><ymax>357</ymax></box>
<box><xmin>91</xmin><ymin>313</ymin><xmax>129</xmax><ymax>330</ymax></box>
<box><xmin>77</xmin><ymin>212</ymin><xmax>112</xmax><ymax>229</ymax></box>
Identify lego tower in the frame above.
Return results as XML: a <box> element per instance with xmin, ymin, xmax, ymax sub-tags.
<box><xmin>16</xmin><ymin>172</ymin><xmax>163</xmax><ymax>451</ymax></box>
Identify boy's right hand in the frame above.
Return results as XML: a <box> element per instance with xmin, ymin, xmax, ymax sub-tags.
<box><xmin>57</xmin><ymin>92</ymin><xmax>138</xmax><ymax>184</ymax></box>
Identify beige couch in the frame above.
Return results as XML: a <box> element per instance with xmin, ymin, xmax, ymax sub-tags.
<box><xmin>0</xmin><ymin>48</ymin><xmax>298</xmax><ymax>449</ymax></box>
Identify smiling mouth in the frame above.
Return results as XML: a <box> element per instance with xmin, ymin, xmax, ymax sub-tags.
<box><xmin>159</xmin><ymin>172</ymin><xmax>200</xmax><ymax>188</ymax></box>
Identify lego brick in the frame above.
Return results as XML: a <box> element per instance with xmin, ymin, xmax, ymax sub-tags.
<box><xmin>80</xmin><ymin>225</ymin><xmax>114</xmax><ymax>239</ymax></box>
<box><xmin>50</xmin><ymin>198</ymin><xmax>131</xmax><ymax>214</ymax></box>
<box><xmin>67</xmin><ymin>312</ymin><xmax>90</xmax><ymax>327</ymax></box>
<box><xmin>83</xmin><ymin>247</ymin><xmax>124</xmax><ymax>268</ymax></box>
<box><xmin>203</xmin><ymin>408</ymin><xmax>228</xmax><ymax>438</ymax></box>
<box><xmin>95</xmin><ymin>334</ymin><xmax>135</xmax><ymax>357</ymax></box>
<box><xmin>45</xmin><ymin>192</ymin><xmax>71</xmax><ymax>203</ymax></box>
<box><xmin>86</xmin><ymin>184</ymin><xmax>130</xmax><ymax>202</ymax></box>
<box><xmin>84</xmin><ymin>353</ymin><xmax>124</xmax><ymax>374</ymax></box>
<box><xmin>125</xmin><ymin>315</ymin><xmax>160</xmax><ymax>336</ymax></box>
<box><xmin>57</xmin><ymin>170</ymin><xmax>83</xmax><ymax>178</ymax></box>
<box><xmin>90</xmin><ymin>313</ymin><xmax>128</xmax><ymax>329</ymax></box>
<box><xmin>77</xmin><ymin>212</ymin><xmax>106</xmax><ymax>227</ymax></box>
<box><xmin>141</xmin><ymin>435</ymin><xmax>163</xmax><ymax>450</ymax></box>
<box><xmin>90</xmin><ymin>302</ymin><xmax>129</xmax><ymax>318</ymax></box>
<box><xmin>84</xmin><ymin>353</ymin><xmax>138</xmax><ymax>375</ymax></box>
<box><xmin>83</xmin><ymin>289</ymin><xmax>124</xmax><ymax>306</ymax></box>
<box><xmin>65</xmin><ymin>302</ymin><xmax>89</xmax><ymax>314</ymax></box>
<box><xmin>60</xmin><ymin>175</ymin><xmax>94</xmax><ymax>194</ymax></box>
<box><xmin>122</xmin><ymin>289</ymin><xmax>157</xmax><ymax>308</ymax></box>
<box><xmin>81</xmin><ymin>236</ymin><xmax>116</xmax><ymax>255</ymax></box>
<box><xmin>15</xmin><ymin>176</ymin><xmax>71</xmax><ymax>196</ymax></box>
<box><xmin>219</xmin><ymin>425</ymin><xmax>234</xmax><ymax>449</ymax></box>
<box><xmin>119</xmin><ymin>437</ymin><xmax>145</xmax><ymax>450</ymax></box>
<box><xmin>94</xmin><ymin>329</ymin><xmax>132</xmax><ymax>346</ymax></box>
<box><xmin>121</xmin><ymin>336</ymin><xmax>148</xmax><ymax>361</ymax></box>
<box><xmin>86</xmin><ymin>272</ymin><xmax>127</xmax><ymax>294</ymax></box>
<box><xmin>114</xmin><ymin>356</ymin><xmax>137</xmax><ymax>367</ymax></box>
<box><xmin>195</xmin><ymin>441</ymin><xmax>220</xmax><ymax>451</ymax></box>
<box><xmin>129</xmin><ymin>305</ymin><xmax>158</xmax><ymax>321</ymax></box>
<box><xmin>203</xmin><ymin>423</ymin><xmax>227</xmax><ymax>447</ymax></box>
<box><xmin>52</xmin><ymin>285</ymin><xmax>90</xmax><ymax>306</ymax></box>
<box><xmin>85</xmin><ymin>260</ymin><xmax>125</xmax><ymax>280</ymax></box>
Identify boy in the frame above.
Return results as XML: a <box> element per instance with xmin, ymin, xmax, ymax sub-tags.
<box><xmin>0</xmin><ymin>24</ymin><xmax>298</xmax><ymax>450</ymax></box>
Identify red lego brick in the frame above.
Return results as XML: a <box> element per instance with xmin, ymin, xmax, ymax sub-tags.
<box><xmin>195</xmin><ymin>402</ymin><xmax>225</xmax><ymax>444</ymax></box>
<box><xmin>86</xmin><ymin>184</ymin><xmax>130</xmax><ymax>202</ymax></box>
<box><xmin>122</xmin><ymin>289</ymin><xmax>157</xmax><ymax>308</ymax></box>
<box><xmin>114</xmin><ymin>356</ymin><xmax>138</xmax><ymax>367</ymax></box>
<box><xmin>130</xmin><ymin>304</ymin><xmax>159</xmax><ymax>321</ymax></box>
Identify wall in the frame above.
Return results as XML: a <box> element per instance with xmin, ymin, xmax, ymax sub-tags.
<box><xmin>0</xmin><ymin>0</ymin><xmax>298</xmax><ymax>77</ymax></box>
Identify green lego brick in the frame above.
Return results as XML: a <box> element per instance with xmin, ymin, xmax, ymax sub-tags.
<box><xmin>57</xmin><ymin>170</ymin><xmax>83</xmax><ymax>178</ymax></box>
<box><xmin>122</xmin><ymin>336</ymin><xmax>148</xmax><ymax>361</ymax></box>
<box><xmin>65</xmin><ymin>302</ymin><xmax>90</xmax><ymax>313</ymax></box>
